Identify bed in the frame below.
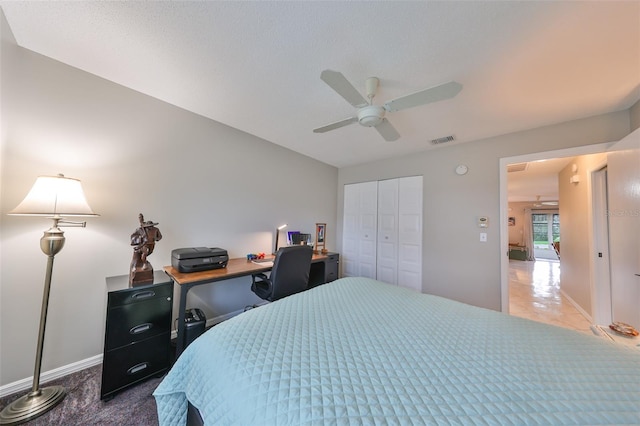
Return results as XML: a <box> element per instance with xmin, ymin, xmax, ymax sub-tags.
<box><xmin>154</xmin><ymin>277</ymin><xmax>640</xmax><ymax>425</ymax></box>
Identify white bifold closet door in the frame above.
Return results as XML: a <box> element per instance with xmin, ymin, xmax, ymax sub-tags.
<box><xmin>397</xmin><ymin>176</ymin><xmax>423</xmax><ymax>291</ymax></box>
<box><xmin>342</xmin><ymin>181</ymin><xmax>378</xmax><ymax>279</ymax></box>
<box><xmin>377</xmin><ymin>179</ymin><xmax>399</xmax><ymax>285</ymax></box>
<box><xmin>343</xmin><ymin>176</ymin><xmax>422</xmax><ymax>291</ymax></box>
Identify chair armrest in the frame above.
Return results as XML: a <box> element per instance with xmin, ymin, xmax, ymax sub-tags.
<box><xmin>251</xmin><ymin>272</ymin><xmax>269</xmax><ymax>284</ymax></box>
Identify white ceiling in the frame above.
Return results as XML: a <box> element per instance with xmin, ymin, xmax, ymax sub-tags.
<box><xmin>507</xmin><ymin>157</ymin><xmax>574</xmax><ymax>204</ymax></box>
<box><xmin>1</xmin><ymin>1</ymin><xmax>638</xmax><ymax>174</ymax></box>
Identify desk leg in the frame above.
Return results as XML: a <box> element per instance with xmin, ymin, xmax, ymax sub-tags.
<box><xmin>175</xmin><ymin>283</ymin><xmax>188</xmax><ymax>357</ymax></box>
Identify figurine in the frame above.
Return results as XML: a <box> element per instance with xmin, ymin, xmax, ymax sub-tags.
<box><xmin>129</xmin><ymin>213</ymin><xmax>162</xmax><ymax>286</ymax></box>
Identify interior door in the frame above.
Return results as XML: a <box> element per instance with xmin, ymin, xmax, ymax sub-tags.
<box><xmin>377</xmin><ymin>179</ymin><xmax>399</xmax><ymax>285</ymax></box>
<box><xmin>606</xmin><ymin>128</ymin><xmax>640</xmax><ymax>327</ymax></box>
<box><xmin>398</xmin><ymin>176</ymin><xmax>423</xmax><ymax>291</ymax></box>
<box><xmin>342</xmin><ymin>181</ymin><xmax>378</xmax><ymax>279</ymax></box>
<box><xmin>591</xmin><ymin>167</ymin><xmax>612</xmax><ymax>325</ymax></box>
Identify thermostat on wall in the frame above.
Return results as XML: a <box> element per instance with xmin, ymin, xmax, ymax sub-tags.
<box><xmin>477</xmin><ymin>216</ymin><xmax>489</xmax><ymax>228</ymax></box>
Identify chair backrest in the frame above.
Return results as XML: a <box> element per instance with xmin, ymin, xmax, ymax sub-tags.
<box><xmin>269</xmin><ymin>245</ymin><xmax>313</xmax><ymax>301</ymax></box>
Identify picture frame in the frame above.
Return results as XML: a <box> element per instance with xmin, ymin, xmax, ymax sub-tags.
<box><xmin>315</xmin><ymin>223</ymin><xmax>326</xmax><ymax>254</ymax></box>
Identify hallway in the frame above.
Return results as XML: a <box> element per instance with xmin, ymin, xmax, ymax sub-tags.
<box><xmin>509</xmin><ymin>259</ymin><xmax>592</xmax><ymax>334</ymax></box>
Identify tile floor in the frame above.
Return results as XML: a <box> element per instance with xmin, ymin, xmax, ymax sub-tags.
<box><xmin>509</xmin><ymin>259</ymin><xmax>593</xmax><ymax>334</ymax></box>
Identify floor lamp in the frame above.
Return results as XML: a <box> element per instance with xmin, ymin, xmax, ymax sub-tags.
<box><xmin>0</xmin><ymin>174</ymin><xmax>97</xmax><ymax>425</ymax></box>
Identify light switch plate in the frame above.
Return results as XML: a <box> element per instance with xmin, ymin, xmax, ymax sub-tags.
<box><xmin>480</xmin><ymin>232</ymin><xmax>487</xmax><ymax>242</ymax></box>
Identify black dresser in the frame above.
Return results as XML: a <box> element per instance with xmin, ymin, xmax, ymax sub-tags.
<box><xmin>101</xmin><ymin>271</ymin><xmax>173</xmax><ymax>400</ymax></box>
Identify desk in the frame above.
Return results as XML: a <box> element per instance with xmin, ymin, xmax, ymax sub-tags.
<box><xmin>164</xmin><ymin>252</ymin><xmax>339</xmax><ymax>356</ymax></box>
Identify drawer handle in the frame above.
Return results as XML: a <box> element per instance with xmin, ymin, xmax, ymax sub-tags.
<box><xmin>127</xmin><ymin>362</ymin><xmax>149</xmax><ymax>375</ymax></box>
<box><xmin>130</xmin><ymin>323</ymin><xmax>153</xmax><ymax>335</ymax></box>
<box><xmin>131</xmin><ymin>290</ymin><xmax>155</xmax><ymax>300</ymax></box>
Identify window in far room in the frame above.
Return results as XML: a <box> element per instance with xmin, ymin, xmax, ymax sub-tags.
<box><xmin>532</xmin><ymin>213</ymin><xmax>560</xmax><ymax>254</ymax></box>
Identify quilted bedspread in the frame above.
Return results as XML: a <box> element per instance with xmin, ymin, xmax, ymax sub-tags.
<box><xmin>154</xmin><ymin>277</ymin><xmax>640</xmax><ymax>425</ymax></box>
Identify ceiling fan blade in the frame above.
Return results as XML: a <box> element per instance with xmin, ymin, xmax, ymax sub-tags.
<box><xmin>384</xmin><ymin>81</ymin><xmax>462</xmax><ymax>113</ymax></box>
<box><xmin>320</xmin><ymin>70</ymin><xmax>368</xmax><ymax>108</ymax></box>
<box><xmin>374</xmin><ymin>118</ymin><xmax>400</xmax><ymax>142</ymax></box>
<box><xmin>313</xmin><ymin>116</ymin><xmax>358</xmax><ymax>133</ymax></box>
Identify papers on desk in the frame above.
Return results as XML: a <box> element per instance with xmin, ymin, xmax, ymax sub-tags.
<box><xmin>252</xmin><ymin>259</ymin><xmax>274</xmax><ymax>267</ymax></box>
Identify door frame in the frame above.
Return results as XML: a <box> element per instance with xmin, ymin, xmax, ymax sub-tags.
<box><xmin>590</xmin><ymin>165</ymin><xmax>612</xmax><ymax>324</ymax></box>
<box><xmin>499</xmin><ymin>142</ymin><xmax>613</xmax><ymax>313</ymax></box>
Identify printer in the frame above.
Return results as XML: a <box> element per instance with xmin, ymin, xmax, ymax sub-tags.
<box><xmin>171</xmin><ymin>247</ymin><xmax>229</xmax><ymax>273</ymax></box>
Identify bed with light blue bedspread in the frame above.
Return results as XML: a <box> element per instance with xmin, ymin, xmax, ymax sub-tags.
<box><xmin>154</xmin><ymin>277</ymin><xmax>640</xmax><ymax>425</ymax></box>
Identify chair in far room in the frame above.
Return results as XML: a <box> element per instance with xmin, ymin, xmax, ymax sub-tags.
<box><xmin>251</xmin><ymin>245</ymin><xmax>313</xmax><ymax>301</ymax></box>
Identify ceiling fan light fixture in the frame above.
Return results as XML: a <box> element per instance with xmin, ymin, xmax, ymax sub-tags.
<box><xmin>358</xmin><ymin>105</ymin><xmax>385</xmax><ymax>127</ymax></box>
<box><xmin>315</xmin><ymin>70</ymin><xmax>462</xmax><ymax>141</ymax></box>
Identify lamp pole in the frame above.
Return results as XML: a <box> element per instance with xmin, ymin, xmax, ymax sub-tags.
<box><xmin>0</xmin><ymin>220</ymin><xmax>69</xmax><ymax>424</ymax></box>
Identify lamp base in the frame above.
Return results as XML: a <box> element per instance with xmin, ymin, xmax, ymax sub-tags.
<box><xmin>0</xmin><ymin>385</ymin><xmax>66</xmax><ymax>425</ymax></box>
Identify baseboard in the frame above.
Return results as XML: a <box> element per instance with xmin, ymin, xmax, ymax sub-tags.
<box><xmin>0</xmin><ymin>354</ymin><xmax>103</xmax><ymax>398</ymax></box>
<box><xmin>1</xmin><ymin>308</ymin><xmax>256</xmax><ymax>398</ymax></box>
<box><xmin>560</xmin><ymin>289</ymin><xmax>593</xmax><ymax>323</ymax></box>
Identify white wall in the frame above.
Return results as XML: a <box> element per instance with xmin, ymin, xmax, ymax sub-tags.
<box><xmin>338</xmin><ymin>112</ymin><xmax>631</xmax><ymax>311</ymax></box>
<box><xmin>0</xmin><ymin>14</ymin><xmax>338</xmax><ymax>387</ymax></box>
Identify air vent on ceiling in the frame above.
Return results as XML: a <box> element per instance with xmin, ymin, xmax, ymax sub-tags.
<box><xmin>430</xmin><ymin>135</ymin><xmax>455</xmax><ymax>145</ymax></box>
<box><xmin>507</xmin><ymin>162</ymin><xmax>528</xmax><ymax>173</ymax></box>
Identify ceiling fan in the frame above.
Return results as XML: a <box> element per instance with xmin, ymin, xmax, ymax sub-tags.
<box><xmin>313</xmin><ymin>70</ymin><xmax>462</xmax><ymax>142</ymax></box>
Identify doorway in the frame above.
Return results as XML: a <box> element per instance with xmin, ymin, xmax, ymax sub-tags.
<box><xmin>499</xmin><ymin>142</ymin><xmax>611</xmax><ymax>314</ymax></box>
<box><xmin>532</xmin><ymin>212</ymin><xmax>560</xmax><ymax>261</ymax></box>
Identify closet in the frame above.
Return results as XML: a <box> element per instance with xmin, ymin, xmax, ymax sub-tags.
<box><xmin>342</xmin><ymin>176</ymin><xmax>423</xmax><ymax>291</ymax></box>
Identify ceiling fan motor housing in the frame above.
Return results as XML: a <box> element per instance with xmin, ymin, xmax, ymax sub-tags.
<box><xmin>358</xmin><ymin>105</ymin><xmax>385</xmax><ymax>127</ymax></box>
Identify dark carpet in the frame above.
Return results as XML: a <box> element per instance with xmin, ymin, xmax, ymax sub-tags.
<box><xmin>0</xmin><ymin>364</ymin><xmax>162</xmax><ymax>425</ymax></box>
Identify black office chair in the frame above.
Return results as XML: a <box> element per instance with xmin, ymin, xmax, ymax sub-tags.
<box><xmin>251</xmin><ymin>245</ymin><xmax>313</xmax><ymax>302</ymax></box>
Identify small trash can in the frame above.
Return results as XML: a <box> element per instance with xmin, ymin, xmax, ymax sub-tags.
<box><xmin>184</xmin><ymin>308</ymin><xmax>206</xmax><ymax>348</ymax></box>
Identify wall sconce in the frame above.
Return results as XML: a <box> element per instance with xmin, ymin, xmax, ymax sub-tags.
<box><xmin>570</xmin><ymin>164</ymin><xmax>580</xmax><ymax>184</ymax></box>
<box><xmin>0</xmin><ymin>174</ymin><xmax>97</xmax><ymax>424</ymax></box>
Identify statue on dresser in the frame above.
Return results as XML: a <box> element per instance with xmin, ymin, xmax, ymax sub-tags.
<box><xmin>129</xmin><ymin>213</ymin><xmax>163</xmax><ymax>286</ymax></box>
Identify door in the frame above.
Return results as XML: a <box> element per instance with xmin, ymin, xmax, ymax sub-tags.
<box><xmin>377</xmin><ymin>179</ymin><xmax>399</xmax><ymax>284</ymax></box>
<box><xmin>591</xmin><ymin>167</ymin><xmax>612</xmax><ymax>325</ymax></box>
<box><xmin>398</xmin><ymin>176</ymin><xmax>423</xmax><ymax>291</ymax></box>
<box><xmin>531</xmin><ymin>212</ymin><xmax>559</xmax><ymax>260</ymax></box>
<box><xmin>342</xmin><ymin>181</ymin><xmax>378</xmax><ymax>278</ymax></box>
<box><xmin>606</xmin><ymin>129</ymin><xmax>640</xmax><ymax>327</ymax></box>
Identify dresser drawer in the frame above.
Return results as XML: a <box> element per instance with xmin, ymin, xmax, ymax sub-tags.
<box><xmin>105</xmin><ymin>295</ymin><xmax>172</xmax><ymax>349</ymax></box>
<box><xmin>325</xmin><ymin>253</ymin><xmax>339</xmax><ymax>283</ymax></box>
<box><xmin>326</xmin><ymin>253</ymin><xmax>339</xmax><ymax>262</ymax></box>
<box><xmin>101</xmin><ymin>333</ymin><xmax>170</xmax><ymax>400</ymax></box>
<box><xmin>107</xmin><ymin>280</ymin><xmax>173</xmax><ymax>307</ymax></box>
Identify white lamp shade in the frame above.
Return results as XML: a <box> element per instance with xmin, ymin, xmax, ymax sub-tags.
<box><xmin>9</xmin><ymin>174</ymin><xmax>97</xmax><ymax>216</ymax></box>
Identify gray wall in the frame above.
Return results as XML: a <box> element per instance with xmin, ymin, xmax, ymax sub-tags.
<box><xmin>631</xmin><ymin>99</ymin><xmax>640</xmax><ymax>132</ymax></box>
<box><xmin>338</xmin><ymin>112</ymin><xmax>631</xmax><ymax>311</ymax></box>
<box><xmin>0</xmin><ymin>15</ymin><xmax>337</xmax><ymax>387</ymax></box>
